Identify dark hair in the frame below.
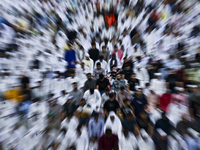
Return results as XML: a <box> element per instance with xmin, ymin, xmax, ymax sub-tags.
<box><xmin>120</xmin><ymin>86</ymin><xmax>125</xmax><ymax>90</ymax></box>
<box><xmin>123</xmin><ymin>98</ymin><xmax>129</xmax><ymax>103</ymax></box>
<box><xmin>96</xmin><ymin>62</ymin><xmax>101</xmax><ymax>66</ymax></box>
<box><xmin>99</xmin><ymin>55</ymin><xmax>104</xmax><ymax>59</ymax></box>
<box><xmin>91</xmin><ymin>42</ymin><xmax>96</xmax><ymax>46</ymax></box>
<box><xmin>99</xmin><ymin>74</ymin><xmax>104</xmax><ymax>79</ymax></box>
<box><xmin>131</xmin><ymin>73</ymin><xmax>136</xmax><ymax>76</ymax></box>
<box><xmin>102</xmin><ymin>46</ymin><xmax>106</xmax><ymax>49</ymax></box>
<box><xmin>105</xmin><ymin>87</ymin><xmax>110</xmax><ymax>92</ymax></box>
<box><xmin>61</xmin><ymin>90</ymin><xmax>66</xmax><ymax>94</ymax></box>
<box><xmin>114</xmin><ymin>45</ymin><xmax>118</xmax><ymax>48</ymax></box>
<box><xmin>145</xmin><ymin>83</ymin><xmax>150</xmax><ymax>87</ymax></box>
<box><xmin>86</xmin><ymin>73</ymin><xmax>91</xmax><ymax>76</ymax></box>
<box><xmin>109</xmin><ymin>93</ymin><xmax>114</xmax><ymax>98</ymax></box>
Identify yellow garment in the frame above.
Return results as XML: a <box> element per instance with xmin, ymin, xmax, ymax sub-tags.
<box><xmin>3</xmin><ymin>88</ymin><xmax>23</xmax><ymax>102</ymax></box>
<box><xmin>84</xmin><ymin>60</ymin><xmax>91</xmax><ymax>68</ymax></box>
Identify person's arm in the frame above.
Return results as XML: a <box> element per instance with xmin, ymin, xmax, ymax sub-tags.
<box><xmin>114</xmin><ymin>135</ymin><xmax>119</xmax><ymax>150</ymax></box>
<box><xmin>98</xmin><ymin>136</ymin><xmax>104</xmax><ymax>150</ymax></box>
<box><xmin>96</xmin><ymin>80</ymin><xmax>99</xmax><ymax>90</ymax></box>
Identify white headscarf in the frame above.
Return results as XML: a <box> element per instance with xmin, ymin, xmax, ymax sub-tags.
<box><xmin>104</xmin><ymin>111</ymin><xmax>122</xmax><ymax>138</ymax></box>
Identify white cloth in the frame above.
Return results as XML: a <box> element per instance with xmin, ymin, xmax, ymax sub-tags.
<box><xmin>83</xmin><ymin>89</ymin><xmax>102</xmax><ymax>111</ymax></box>
<box><xmin>119</xmin><ymin>132</ymin><xmax>137</xmax><ymax>150</ymax></box>
<box><xmin>104</xmin><ymin>111</ymin><xmax>122</xmax><ymax>137</ymax></box>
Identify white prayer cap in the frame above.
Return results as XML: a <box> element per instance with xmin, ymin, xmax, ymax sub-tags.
<box><xmin>154</xmin><ymin>73</ymin><xmax>162</xmax><ymax>76</ymax></box>
<box><xmin>67</xmin><ymin>95</ymin><xmax>73</xmax><ymax>100</ymax></box>
<box><xmin>85</xmin><ymin>53</ymin><xmax>89</xmax><ymax>57</ymax></box>
<box><xmin>187</xmin><ymin>128</ymin><xmax>199</xmax><ymax>138</ymax></box>
<box><xmin>140</xmin><ymin>129</ymin><xmax>148</xmax><ymax>138</ymax></box>
<box><xmin>136</xmin><ymin>64</ymin><xmax>141</xmax><ymax>68</ymax></box>
<box><xmin>174</xmin><ymin>87</ymin><xmax>184</xmax><ymax>91</ymax></box>
<box><xmin>82</xmin><ymin>107</ymin><xmax>93</xmax><ymax>115</ymax></box>
<box><xmin>77</xmin><ymin>106</ymin><xmax>83</xmax><ymax>113</ymax></box>
<box><xmin>157</xmin><ymin>128</ymin><xmax>167</xmax><ymax>137</ymax></box>
<box><xmin>186</xmin><ymin>85</ymin><xmax>198</xmax><ymax>88</ymax></box>
<box><xmin>135</xmin><ymin>86</ymin><xmax>142</xmax><ymax>90</ymax></box>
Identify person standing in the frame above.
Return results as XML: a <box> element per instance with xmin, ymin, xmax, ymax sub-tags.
<box><xmin>100</xmin><ymin>46</ymin><xmax>110</xmax><ymax>62</ymax></box>
<box><xmin>99</xmin><ymin>128</ymin><xmax>119</xmax><ymax>150</ymax></box>
<box><xmin>96</xmin><ymin>74</ymin><xmax>110</xmax><ymax>95</ymax></box>
<box><xmin>112</xmin><ymin>74</ymin><xmax>126</xmax><ymax>93</ymax></box>
<box><xmin>64</xmin><ymin>43</ymin><xmax>77</xmax><ymax>69</ymax></box>
<box><xmin>88</xmin><ymin>42</ymin><xmax>99</xmax><ymax>63</ymax></box>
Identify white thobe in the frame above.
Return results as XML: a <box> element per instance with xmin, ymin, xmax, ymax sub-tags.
<box><xmin>83</xmin><ymin>89</ymin><xmax>102</xmax><ymax>111</ymax></box>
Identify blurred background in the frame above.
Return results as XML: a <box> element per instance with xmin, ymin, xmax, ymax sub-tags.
<box><xmin>0</xmin><ymin>0</ymin><xmax>200</xmax><ymax>150</ymax></box>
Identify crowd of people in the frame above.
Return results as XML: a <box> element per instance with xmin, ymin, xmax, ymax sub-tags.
<box><xmin>0</xmin><ymin>0</ymin><xmax>200</xmax><ymax>149</ymax></box>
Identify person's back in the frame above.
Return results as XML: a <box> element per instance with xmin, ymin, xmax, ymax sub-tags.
<box><xmin>99</xmin><ymin>128</ymin><xmax>118</xmax><ymax>150</ymax></box>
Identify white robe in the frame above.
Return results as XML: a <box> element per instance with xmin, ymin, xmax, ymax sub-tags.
<box><xmin>104</xmin><ymin>111</ymin><xmax>122</xmax><ymax>138</ymax></box>
<box><xmin>119</xmin><ymin>132</ymin><xmax>137</xmax><ymax>150</ymax></box>
<box><xmin>83</xmin><ymin>89</ymin><xmax>102</xmax><ymax>111</ymax></box>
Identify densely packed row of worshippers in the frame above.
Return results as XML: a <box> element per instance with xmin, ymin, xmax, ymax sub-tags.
<box><xmin>0</xmin><ymin>0</ymin><xmax>200</xmax><ymax>149</ymax></box>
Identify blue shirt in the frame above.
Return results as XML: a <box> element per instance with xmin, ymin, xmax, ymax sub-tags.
<box><xmin>88</xmin><ymin>117</ymin><xmax>104</xmax><ymax>138</ymax></box>
<box><xmin>64</xmin><ymin>49</ymin><xmax>76</xmax><ymax>68</ymax></box>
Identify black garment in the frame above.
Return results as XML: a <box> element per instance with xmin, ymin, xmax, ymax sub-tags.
<box><xmin>166</xmin><ymin>74</ymin><xmax>181</xmax><ymax>92</ymax></box>
<box><xmin>103</xmin><ymin>100</ymin><xmax>120</xmax><ymax>113</ymax></box>
<box><xmin>33</xmin><ymin>59</ymin><xmax>40</xmax><ymax>69</ymax></box>
<box><xmin>122</xmin><ymin>118</ymin><xmax>137</xmax><ymax>133</ymax></box>
<box><xmin>148</xmin><ymin>69</ymin><xmax>157</xmax><ymax>81</ymax></box>
<box><xmin>154</xmin><ymin>118</ymin><xmax>171</xmax><ymax>134</ymax></box>
<box><xmin>122</xmin><ymin>60</ymin><xmax>133</xmax><ymax>70</ymax></box>
<box><xmin>96</xmin><ymin>78</ymin><xmax>110</xmax><ymax>92</ymax></box>
<box><xmin>63</xmin><ymin>102</ymin><xmax>77</xmax><ymax>117</ymax></box>
<box><xmin>21</xmin><ymin>76</ymin><xmax>30</xmax><ymax>90</ymax></box>
<box><xmin>120</xmin><ymin>69</ymin><xmax>133</xmax><ymax>81</ymax></box>
<box><xmin>176</xmin><ymin>121</ymin><xmax>192</xmax><ymax>136</ymax></box>
<box><xmin>131</xmin><ymin>94</ymin><xmax>147</xmax><ymax>118</ymax></box>
<box><xmin>128</xmin><ymin>79</ymin><xmax>140</xmax><ymax>91</ymax></box>
<box><xmin>137</xmin><ymin>113</ymin><xmax>150</xmax><ymax>131</ymax></box>
<box><xmin>121</xmin><ymin>105</ymin><xmax>133</xmax><ymax>118</ymax></box>
<box><xmin>88</xmin><ymin>48</ymin><xmax>99</xmax><ymax>63</ymax></box>
<box><xmin>84</xmin><ymin>78</ymin><xmax>96</xmax><ymax>92</ymax></box>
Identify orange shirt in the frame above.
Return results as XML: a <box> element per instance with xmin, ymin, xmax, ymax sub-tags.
<box><xmin>105</xmin><ymin>14</ymin><xmax>115</xmax><ymax>27</ymax></box>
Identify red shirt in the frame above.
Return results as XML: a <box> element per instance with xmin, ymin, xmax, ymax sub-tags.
<box><xmin>99</xmin><ymin>134</ymin><xmax>118</xmax><ymax>150</ymax></box>
<box><xmin>159</xmin><ymin>93</ymin><xmax>171</xmax><ymax>112</ymax></box>
<box><xmin>105</xmin><ymin>14</ymin><xmax>115</xmax><ymax>27</ymax></box>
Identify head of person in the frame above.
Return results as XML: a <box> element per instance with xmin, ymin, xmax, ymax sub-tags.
<box><xmin>99</xmin><ymin>55</ymin><xmax>104</xmax><ymax>62</ymax></box>
<box><xmin>76</xmin><ymin>126</ymin><xmax>82</xmax><ymax>137</ymax></box>
<box><xmin>105</xmin><ymin>87</ymin><xmax>110</xmax><ymax>95</ymax></box>
<box><xmin>96</xmin><ymin>62</ymin><xmax>101</xmax><ymax>70</ymax></box>
<box><xmin>109</xmin><ymin>93</ymin><xmax>115</xmax><ymax>101</ymax></box>
<box><xmin>124</xmin><ymin>64</ymin><xmax>131</xmax><ymax>70</ymax></box>
<box><xmin>91</xmin><ymin>42</ymin><xmax>96</xmax><ymax>49</ymax></box>
<box><xmin>123</xmin><ymin>128</ymin><xmax>129</xmax><ymax>138</ymax></box>
<box><xmin>131</xmin><ymin>73</ymin><xmax>136</xmax><ymax>80</ymax></box>
<box><xmin>70</xmin><ymin>70</ymin><xmax>75</xmax><ymax>78</ymax></box>
<box><xmin>99</xmin><ymin>74</ymin><xmax>104</xmax><ymax>81</ymax></box>
<box><xmin>72</xmin><ymin>82</ymin><xmax>78</xmax><ymax>90</ymax></box>
<box><xmin>120</xmin><ymin>86</ymin><xmax>125</xmax><ymax>93</ymax></box>
<box><xmin>61</xmin><ymin>90</ymin><xmax>66</xmax><ymax>96</ymax></box>
<box><xmin>123</xmin><ymin>98</ymin><xmax>130</xmax><ymax>106</ymax></box>
<box><xmin>114</xmin><ymin>45</ymin><xmax>118</xmax><ymax>51</ymax></box>
<box><xmin>145</xmin><ymin>83</ymin><xmax>150</xmax><ymax>88</ymax></box>
<box><xmin>85</xmin><ymin>53</ymin><xmax>90</xmax><ymax>60</ymax></box>
<box><xmin>161</xmin><ymin>112</ymin><xmax>167</xmax><ymax>120</ymax></box>
<box><xmin>122</xmin><ymin>30</ymin><xmax>127</xmax><ymax>37</ymax></box>
<box><xmin>105</xmin><ymin>128</ymin><xmax>112</xmax><ymax>137</ymax></box>
<box><xmin>90</xmin><ymin>88</ymin><xmax>95</xmax><ymax>95</ymax></box>
<box><xmin>109</xmin><ymin>111</ymin><xmax>115</xmax><ymax>122</ymax></box>
<box><xmin>126</xmin><ymin>112</ymin><xmax>133</xmax><ymax>122</ymax></box>
<box><xmin>102</xmin><ymin>46</ymin><xmax>106</xmax><ymax>52</ymax></box>
<box><xmin>136</xmin><ymin>88</ymin><xmax>143</xmax><ymax>97</ymax></box>
<box><xmin>87</xmin><ymin>73</ymin><xmax>92</xmax><ymax>80</ymax></box>
<box><xmin>94</xmin><ymin>112</ymin><xmax>99</xmax><ymax>122</ymax></box>
<box><xmin>112</xmin><ymin>53</ymin><xmax>116</xmax><ymax>60</ymax></box>
<box><xmin>116</xmin><ymin>73</ymin><xmax>121</xmax><ymax>81</ymax></box>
